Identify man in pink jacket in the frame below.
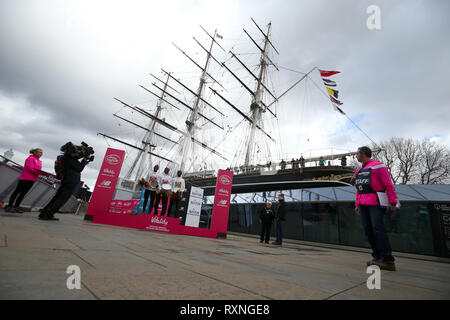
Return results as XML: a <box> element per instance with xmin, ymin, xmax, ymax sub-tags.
<box><xmin>354</xmin><ymin>146</ymin><xmax>398</xmax><ymax>271</ymax></box>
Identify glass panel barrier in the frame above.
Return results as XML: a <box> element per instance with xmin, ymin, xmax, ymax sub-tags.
<box><xmin>303</xmin><ymin>202</ymin><xmax>339</xmax><ymax>244</ymax></box>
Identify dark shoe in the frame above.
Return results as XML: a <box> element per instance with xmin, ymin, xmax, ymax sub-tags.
<box><xmin>6</xmin><ymin>207</ymin><xmax>17</xmax><ymax>213</ymax></box>
<box><xmin>271</xmin><ymin>241</ymin><xmax>281</xmax><ymax>245</ymax></box>
<box><xmin>374</xmin><ymin>260</ymin><xmax>396</xmax><ymax>271</ymax></box>
<box><xmin>38</xmin><ymin>212</ymin><xmax>54</xmax><ymax>220</ymax></box>
<box><xmin>265</xmin><ymin>241</ymin><xmax>270</xmax><ymax>244</ymax></box>
<box><xmin>367</xmin><ymin>259</ymin><xmax>380</xmax><ymax>266</ymax></box>
<box><xmin>48</xmin><ymin>217</ymin><xmax>59</xmax><ymax>221</ymax></box>
<box><xmin>14</xmin><ymin>207</ymin><xmax>24</xmax><ymax>213</ymax></box>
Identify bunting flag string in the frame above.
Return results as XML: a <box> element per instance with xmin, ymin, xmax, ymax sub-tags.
<box><xmin>319</xmin><ymin>69</ymin><xmax>340</xmax><ymax>77</ymax></box>
<box><xmin>322</xmin><ymin>78</ymin><xmax>336</xmax><ymax>87</ymax></box>
<box><xmin>330</xmin><ymin>96</ymin><xmax>343</xmax><ymax>106</ymax></box>
<box><xmin>319</xmin><ymin>67</ymin><xmax>344</xmax><ymax>113</ymax></box>
<box><xmin>333</xmin><ymin>104</ymin><xmax>346</xmax><ymax>115</ymax></box>
<box><xmin>326</xmin><ymin>87</ymin><xmax>339</xmax><ymax>99</ymax></box>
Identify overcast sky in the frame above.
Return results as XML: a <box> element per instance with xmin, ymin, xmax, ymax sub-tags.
<box><xmin>1</xmin><ymin>0</ymin><xmax>449</xmax><ymax>188</ymax></box>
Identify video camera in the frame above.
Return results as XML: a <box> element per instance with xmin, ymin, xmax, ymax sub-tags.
<box><xmin>60</xmin><ymin>141</ymin><xmax>95</xmax><ymax>162</ymax></box>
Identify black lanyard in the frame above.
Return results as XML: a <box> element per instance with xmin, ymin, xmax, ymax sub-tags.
<box><xmin>361</xmin><ymin>161</ymin><xmax>371</xmax><ymax>169</ymax></box>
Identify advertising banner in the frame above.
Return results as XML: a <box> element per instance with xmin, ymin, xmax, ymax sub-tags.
<box><xmin>108</xmin><ymin>199</ymin><xmax>139</xmax><ymax>215</ymax></box>
<box><xmin>85</xmin><ymin>148</ymin><xmax>125</xmax><ymax>220</ymax></box>
<box><xmin>435</xmin><ymin>203</ymin><xmax>450</xmax><ymax>257</ymax></box>
<box><xmin>209</xmin><ymin>169</ymin><xmax>234</xmax><ymax>236</ymax></box>
<box><xmin>89</xmin><ymin>148</ymin><xmax>233</xmax><ymax>239</ymax></box>
<box><xmin>185</xmin><ymin>186</ymin><xmax>204</xmax><ymax>227</ymax></box>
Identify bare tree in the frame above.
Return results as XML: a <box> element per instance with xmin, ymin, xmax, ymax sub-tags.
<box><xmin>372</xmin><ymin>139</ymin><xmax>402</xmax><ymax>184</ymax></box>
<box><xmin>417</xmin><ymin>139</ymin><xmax>450</xmax><ymax>184</ymax></box>
<box><xmin>392</xmin><ymin>137</ymin><xmax>421</xmax><ymax>184</ymax></box>
<box><xmin>372</xmin><ymin>137</ymin><xmax>450</xmax><ymax>184</ymax></box>
<box><xmin>348</xmin><ymin>156</ymin><xmax>360</xmax><ymax>169</ymax></box>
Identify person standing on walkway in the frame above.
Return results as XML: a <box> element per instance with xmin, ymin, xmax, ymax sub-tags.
<box><xmin>143</xmin><ymin>165</ymin><xmax>160</xmax><ymax>214</ymax></box>
<box><xmin>6</xmin><ymin>148</ymin><xmax>44</xmax><ymax>213</ymax></box>
<box><xmin>168</xmin><ymin>170</ymin><xmax>185</xmax><ymax>218</ymax></box>
<box><xmin>272</xmin><ymin>194</ymin><xmax>287</xmax><ymax>246</ymax></box>
<box><xmin>154</xmin><ymin>167</ymin><xmax>173</xmax><ymax>216</ymax></box>
<box><xmin>354</xmin><ymin>146</ymin><xmax>398</xmax><ymax>271</ymax></box>
<box><xmin>259</xmin><ymin>201</ymin><xmax>275</xmax><ymax>244</ymax></box>
<box><xmin>39</xmin><ymin>152</ymin><xmax>90</xmax><ymax>221</ymax></box>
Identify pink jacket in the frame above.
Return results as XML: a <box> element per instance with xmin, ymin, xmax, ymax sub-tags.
<box><xmin>354</xmin><ymin>159</ymin><xmax>398</xmax><ymax>207</ymax></box>
<box><xmin>19</xmin><ymin>155</ymin><xmax>42</xmax><ymax>182</ymax></box>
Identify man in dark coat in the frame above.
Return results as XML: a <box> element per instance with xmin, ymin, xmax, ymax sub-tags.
<box><xmin>272</xmin><ymin>193</ymin><xmax>287</xmax><ymax>246</ymax></box>
<box><xmin>39</xmin><ymin>154</ymin><xmax>89</xmax><ymax>221</ymax></box>
<box><xmin>259</xmin><ymin>202</ymin><xmax>275</xmax><ymax>244</ymax></box>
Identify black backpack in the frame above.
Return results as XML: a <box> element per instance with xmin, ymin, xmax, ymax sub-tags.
<box><xmin>54</xmin><ymin>155</ymin><xmax>64</xmax><ymax>180</ymax></box>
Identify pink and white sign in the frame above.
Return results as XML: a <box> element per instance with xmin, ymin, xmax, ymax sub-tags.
<box><xmin>210</xmin><ymin>169</ymin><xmax>234</xmax><ymax>236</ymax></box>
<box><xmin>108</xmin><ymin>200</ymin><xmax>139</xmax><ymax>215</ymax></box>
<box><xmin>85</xmin><ymin>148</ymin><xmax>125</xmax><ymax>220</ymax></box>
<box><xmin>88</xmin><ymin>148</ymin><xmax>233</xmax><ymax>239</ymax></box>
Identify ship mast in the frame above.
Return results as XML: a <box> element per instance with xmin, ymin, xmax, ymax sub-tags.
<box><xmin>132</xmin><ymin>73</ymin><xmax>171</xmax><ymax>189</ymax></box>
<box><xmin>174</xmin><ymin>28</ymin><xmax>224</xmax><ymax>173</ymax></box>
<box><xmin>103</xmin><ymin>27</ymin><xmax>230</xmax><ymax>182</ymax></box>
<box><xmin>210</xmin><ymin>19</ymin><xmax>279</xmax><ymax>169</ymax></box>
<box><xmin>99</xmin><ymin>73</ymin><xmax>178</xmax><ymax>187</ymax></box>
<box><xmin>244</xmin><ymin>22</ymin><xmax>273</xmax><ymax>167</ymax></box>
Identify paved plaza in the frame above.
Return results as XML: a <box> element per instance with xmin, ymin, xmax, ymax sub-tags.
<box><xmin>1</xmin><ymin>210</ymin><xmax>449</xmax><ymax>300</ymax></box>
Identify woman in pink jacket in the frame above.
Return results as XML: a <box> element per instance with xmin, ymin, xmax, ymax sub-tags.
<box><xmin>354</xmin><ymin>146</ymin><xmax>398</xmax><ymax>271</ymax></box>
<box><xmin>6</xmin><ymin>148</ymin><xmax>43</xmax><ymax>213</ymax></box>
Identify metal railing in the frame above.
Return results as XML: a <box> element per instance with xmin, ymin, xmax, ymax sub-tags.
<box><xmin>0</xmin><ymin>157</ymin><xmax>79</xmax><ymax>212</ymax></box>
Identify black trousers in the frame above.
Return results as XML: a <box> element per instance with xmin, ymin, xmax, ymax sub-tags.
<box><xmin>153</xmin><ymin>193</ymin><xmax>169</xmax><ymax>216</ymax></box>
<box><xmin>168</xmin><ymin>195</ymin><xmax>181</xmax><ymax>217</ymax></box>
<box><xmin>143</xmin><ymin>189</ymin><xmax>156</xmax><ymax>214</ymax></box>
<box><xmin>41</xmin><ymin>180</ymin><xmax>78</xmax><ymax>216</ymax></box>
<box><xmin>260</xmin><ymin>222</ymin><xmax>272</xmax><ymax>242</ymax></box>
<box><xmin>8</xmin><ymin>180</ymin><xmax>35</xmax><ymax>208</ymax></box>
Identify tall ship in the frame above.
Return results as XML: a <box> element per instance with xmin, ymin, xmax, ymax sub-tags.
<box><xmin>98</xmin><ymin>19</ymin><xmax>369</xmax><ymax>199</ymax></box>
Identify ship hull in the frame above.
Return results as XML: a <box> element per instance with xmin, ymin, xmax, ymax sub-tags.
<box><xmin>187</xmin><ymin>166</ymin><xmax>355</xmax><ymax>196</ymax></box>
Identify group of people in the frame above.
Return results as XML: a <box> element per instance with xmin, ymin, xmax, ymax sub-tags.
<box><xmin>258</xmin><ymin>193</ymin><xmax>287</xmax><ymax>245</ymax></box>
<box><xmin>318</xmin><ymin>155</ymin><xmax>347</xmax><ymax>167</ymax></box>
<box><xmin>257</xmin><ymin>146</ymin><xmax>398</xmax><ymax>271</ymax></box>
<box><xmin>279</xmin><ymin>156</ymin><xmax>306</xmax><ymax>170</ymax></box>
<box><xmin>140</xmin><ymin>165</ymin><xmax>185</xmax><ymax>217</ymax></box>
<box><xmin>4</xmin><ymin>147</ymin><xmax>91</xmax><ymax>221</ymax></box>
<box><xmin>4</xmin><ymin>145</ymin><xmax>398</xmax><ymax>271</ymax></box>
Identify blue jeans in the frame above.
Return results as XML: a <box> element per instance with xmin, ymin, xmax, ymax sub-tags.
<box><xmin>359</xmin><ymin>205</ymin><xmax>395</xmax><ymax>262</ymax></box>
<box><xmin>276</xmin><ymin>219</ymin><xmax>283</xmax><ymax>243</ymax></box>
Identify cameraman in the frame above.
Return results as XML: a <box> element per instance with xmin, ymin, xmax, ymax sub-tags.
<box><xmin>39</xmin><ymin>152</ymin><xmax>90</xmax><ymax>221</ymax></box>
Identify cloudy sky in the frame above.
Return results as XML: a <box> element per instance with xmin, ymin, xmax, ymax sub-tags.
<box><xmin>1</xmin><ymin>0</ymin><xmax>449</xmax><ymax>188</ymax></box>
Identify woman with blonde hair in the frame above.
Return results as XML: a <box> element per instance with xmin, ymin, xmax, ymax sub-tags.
<box><xmin>5</xmin><ymin>148</ymin><xmax>44</xmax><ymax>213</ymax></box>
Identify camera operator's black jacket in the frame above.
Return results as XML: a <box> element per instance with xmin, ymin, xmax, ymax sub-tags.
<box><xmin>61</xmin><ymin>155</ymin><xmax>88</xmax><ymax>183</ymax></box>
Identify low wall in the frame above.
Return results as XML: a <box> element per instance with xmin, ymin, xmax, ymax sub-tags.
<box><xmin>0</xmin><ymin>161</ymin><xmax>79</xmax><ymax>213</ymax></box>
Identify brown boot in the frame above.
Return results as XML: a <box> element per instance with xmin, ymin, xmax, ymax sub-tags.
<box><xmin>366</xmin><ymin>258</ymin><xmax>380</xmax><ymax>266</ymax></box>
<box><xmin>375</xmin><ymin>260</ymin><xmax>396</xmax><ymax>271</ymax></box>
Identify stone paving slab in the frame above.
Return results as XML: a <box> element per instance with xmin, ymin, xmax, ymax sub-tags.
<box><xmin>0</xmin><ymin>210</ymin><xmax>449</xmax><ymax>300</ymax></box>
<box><xmin>0</xmin><ymin>270</ymin><xmax>97</xmax><ymax>300</ymax></box>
